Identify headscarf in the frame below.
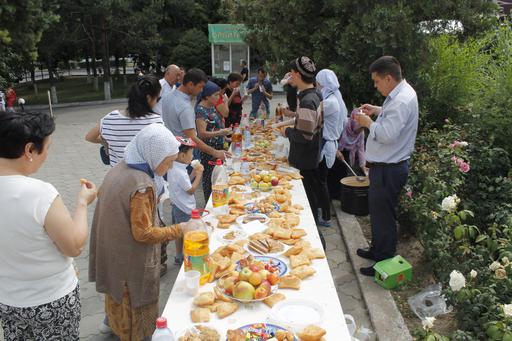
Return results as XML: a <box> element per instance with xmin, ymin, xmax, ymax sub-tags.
<box><xmin>316</xmin><ymin>69</ymin><xmax>348</xmax><ymax>168</ymax></box>
<box><xmin>124</xmin><ymin>123</ymin><xmax>180</xmax><ymax>196</ymax></box>
<box><xmin>195</xmin><ymin>80</ymin><xmax>220</xmax><ymax>109</ymax></box>
<box><xmin>339</xmin><ymin>109</ymin><xmax>366</xmax><ymax>168</ymax></box>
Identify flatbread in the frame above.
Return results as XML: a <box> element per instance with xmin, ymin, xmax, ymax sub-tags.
<box><xmin>297</xmin><ymin>325</ymin><xmax>326</xmax><ymax>341</ymax></box>
<box><xmin>263</xmin><ymin>293</ymin><xmax>286</xmax><ymax>308</ymax></box>
<box><xmin>190</xmin><ymin>308</ymin><xmax>210</xmax><ymax>323</ymax></box>
<box><xmin>216</xmin><ymin>302</ymin><xmax>238</xmax><ymax>319</ymax></box>
<box><xmin>193</xmin><ymin>292</ymin><xmax>215</xmax><ymax>307</ymax></box>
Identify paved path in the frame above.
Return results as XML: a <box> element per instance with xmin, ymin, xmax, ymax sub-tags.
<box><xmin>0</xmin><ymin>97</ymin><xmax>373</xmax><ymax>340</ymax></box>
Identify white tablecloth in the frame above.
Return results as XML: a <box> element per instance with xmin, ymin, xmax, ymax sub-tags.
<box><xmin>162</xmin><ymin>178</ymin><xmax>352</xmax><ymax>340</ymax></box>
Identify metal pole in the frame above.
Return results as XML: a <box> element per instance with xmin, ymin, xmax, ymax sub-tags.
<box><xmin>211</xmin><ymin>44</ymin><xmax>215</xmax><ymax>76</ymax></box>
<box><xmin>47</xmin><ymin>90</ymin><xmax>53</xmax><ymax>117</ymax></box>
<box><xmin>229</xmin><ymin>44</ymin><xmax>232</xmax><ymax>74</ymax></box>
<box><xmin>247</xmin><ymin>45</ymin><xmax>250</xmax><ymax>75</ymax></box>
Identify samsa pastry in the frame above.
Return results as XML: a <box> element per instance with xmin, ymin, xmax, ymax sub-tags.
<box><xmin>290</xmin><ymin>265</ymin><xmax>316</xmax><ymax>280</ymax></box>
<box><xmin>289</xmin><ymin>254</ymin><xmax>311</xmax><ymax>268</ymax></box>
<box><xmin>263</xmin><ymin>292</ymin><xmax>286</xmax><ymax>308</ymax></box>
<box><xmin>216</xmin><ymin>302</ymin><xmax>238</xmax><ymax>319</ymax></box>
<box><xmin>190</xmin><ymin>308</ymin><xmax>210</xmax><ymax>323</ymax></box>
<box><xmin>278</xmin><ymin>274</ymin><xmax>301</xmax><ymax>290</ymax></box>
<box><xmin>297</xmin><ymin>325</ymin><xmax>326</xmax><ymax>341</ymax></box>
<box><xmin>193</xmin><ymin>292</ymin><xmax>215</xmax><ymax>307</ymax></box>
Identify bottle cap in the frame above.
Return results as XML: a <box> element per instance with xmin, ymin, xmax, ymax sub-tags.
<box><xmin>191</xmin><ymin>209</ymin><xmax>201</xmax><ymax>219</ymax></box>
<box><xmin>216</xmin><ymin>159</ymin><xmax>223</xmax><ymax>166</ymax></box>
<box><xmin>242</xmin><ymin>157</ymin><xmax>248</xmax><ymax>161</ymax></box>
<box><xmin>155</xmin><ymin>317</ymin><xmax>167</xmax><ymax>329</ymax></box>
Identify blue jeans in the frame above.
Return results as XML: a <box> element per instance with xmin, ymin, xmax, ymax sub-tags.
<box><xmin>171</xmin><ymin>204</ymin><xmax>191</xmax><ymax>259</ymax></box>
<box><xmin>250</xmin><ymin>97</ymin><xmax>270</xmax><ymax>118</ymax></box>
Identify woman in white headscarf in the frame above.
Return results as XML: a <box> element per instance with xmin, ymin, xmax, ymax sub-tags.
<box><xmin>315</xmin><ymin>69</ymin><xmax>348</xmax><ymax>226</ymax></box>
<box><xmin>89</xmin><ymin>124</ymin><xmax>183</xmax><ymax>341</ymax></box>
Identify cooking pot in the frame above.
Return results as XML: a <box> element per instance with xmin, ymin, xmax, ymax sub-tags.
<box><xmin>340</xmin><ymin>176</ymin><xmax>369</xmax><ymax>216</ymax></box>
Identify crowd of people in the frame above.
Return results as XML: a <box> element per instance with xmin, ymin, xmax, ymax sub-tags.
<box><xmin>0</xmin><ymin>55</ymin><xmax>418</xmax><ymax>340</ymax></box>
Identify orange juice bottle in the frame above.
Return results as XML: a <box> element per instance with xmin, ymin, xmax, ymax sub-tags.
<box><xmin>183</xmin><ymin>209</ymin><xmax>210</xmax><ymax>285</ymax></box>
<box><xmin>211</xmin><ymin>159</ymin><xmax>229</xmax><ymax>214</ymax></box>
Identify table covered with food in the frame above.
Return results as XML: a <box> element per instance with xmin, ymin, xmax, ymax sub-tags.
<box><xmin>162</xmin><ymin>125</ymin><xmax>352</xmax><ymax>341</ymax></box>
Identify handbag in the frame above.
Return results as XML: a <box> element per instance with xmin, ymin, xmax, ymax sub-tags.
<box><xmin>99</xmin><ymin>145</ymin><xmax>110</xmax><ymax>165</ymax></box>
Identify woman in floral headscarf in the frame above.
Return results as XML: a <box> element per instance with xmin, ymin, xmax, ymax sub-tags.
<box><xmin>89</xmin><ymin>123</ymin><xmax>183</xmax><ymax>341</ymax></box>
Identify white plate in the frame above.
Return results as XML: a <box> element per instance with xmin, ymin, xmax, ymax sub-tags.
<box><xmin>244</xmin><ymin>240</ymin><xmax>289</xmax><ymax>258</ymax></box>
<box><xmin>236</xmin><ymin>213</ymin><xmax>270</xmax><ymax>226</ymax></box>
<box><xmin>270</xmin><ymin>299</ymin><xmax>325</xmax><ymax>333</ymax></box>
<box><xmin>215</xmin><ymin>228</ymin><xmax>248</xmax><ymax>244</ymax></box>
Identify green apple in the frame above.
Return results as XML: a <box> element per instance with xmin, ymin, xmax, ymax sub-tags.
<box><xmin>233</xmin><ymin>281</ymin><xmax>256</xmax><ymax>300</ymax></box>
<box><xmin>239</xmin><ymin>267</ymin><xmax>253</xmax><ymax>282</ymax></box>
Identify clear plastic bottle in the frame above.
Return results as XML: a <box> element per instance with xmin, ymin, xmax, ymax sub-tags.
<box><xmin>243</xmin><ymin>126</ymin><xmax>251</xmax><ymax>149</ymax></box>
<box><xmin>240</xmin><ymin>113</ymin><xmax>249</xmax><ymax>129</ymax></box>
<box><xmin>183</xmin><ymin>209</ymin><xmax>210</xmax><ymax>285</ymax></box>
<box><xmin>211</xmin><ymin>159</ymin><xmax>230</xmax><ymax>214</ymax></box>
<box><xmin>152</xmin><ymin>317</ymin><xmax>175</xmax><ymax>340</ymax></box>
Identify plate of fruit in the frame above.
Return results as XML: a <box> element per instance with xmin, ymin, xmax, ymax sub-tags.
<box><xmin>250</xmin><ymin>170</ymin><xmax>280</xmax><ymax>192</ymax></box>
<box><xmin>226</xmin><ymin>323</ymin><xmax>297</xmax><ymax>341</ymax></box>
<box><xmin>236</xmin><ymin>255</ymin><xmax>287</xmax><ymax>277</ymax></box>
<box><xmin>216</xmin><ymin>256</ymin><xmax>283</xmax><ymax>303</ymax></box>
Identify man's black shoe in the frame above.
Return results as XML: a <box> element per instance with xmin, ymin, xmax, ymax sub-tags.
<box><xmin>359</xmin><ymin>265</ymin><xmax>376</xmax><ymax>277</ymax></box>
<box><xmin>356</xmin><ymin>248</ymin><xmax>376</xmax><ymax>261</ymax></box>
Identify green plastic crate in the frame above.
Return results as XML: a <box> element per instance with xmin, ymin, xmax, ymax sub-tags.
<box><xmin>373</xmin><ymin>255</ymin><xmax>412</xmax><ymax>289</ymax></box>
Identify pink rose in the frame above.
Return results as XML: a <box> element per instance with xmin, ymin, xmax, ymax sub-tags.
<box><xmin>406</xmin><ymin>191</ymin><xmax>413</xmax><ymax>199</ymax></box>
<box><xmin>459</xmin><ymin>162</ymin><xmax>470</xmax><ymax>173</ymax></box>
<box><xmin>451</xmin><ymin>155</ymin><xmax>458</xmax><ymax>162</ymax></box>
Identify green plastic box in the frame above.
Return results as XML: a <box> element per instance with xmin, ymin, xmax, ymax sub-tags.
<box><xmin>373</xmin><ymin>255</ymin><xmax>412</xmax><ymax>289</ymax></box>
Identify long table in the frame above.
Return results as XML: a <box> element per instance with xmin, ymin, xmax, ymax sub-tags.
<box><xmin>163</xmin><ymin>171</ymin><xmax>352</xmax><ymax>340</ymax></box>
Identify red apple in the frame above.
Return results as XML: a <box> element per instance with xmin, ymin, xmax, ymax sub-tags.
<box><xmin>254</xmin><ymin>285</ymin><xmax>270</xmax><ymax>299</ymax></box>
<box><xmin>249</xmin><ymin>264</ymin><xmax>261</xmax><ymax>272</ymax></box>
<box><xmin>271</xmin><ymin>178</ymin><xmax>279</xmax><ymax>186</ymax></box>
<box><xmin>267</xmin><ymin>272</ymin><xmax>280</xmax><ymax>285</ymax></box>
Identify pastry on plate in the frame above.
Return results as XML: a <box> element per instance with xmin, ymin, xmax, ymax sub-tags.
<box><xmin>297</xmin><ymin>325</ymin><xmax>326</xmax><ymax>341</ymax></box>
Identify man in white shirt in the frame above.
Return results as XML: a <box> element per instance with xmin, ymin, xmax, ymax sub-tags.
<box><xmin>355</xmin><ymin>56</ymin><xmax>419</xmax><ymax>276</ymax></box>
<box><xmin>154</xmin><ymin>64</ymin><xmax>180</xmax><ymax>114</ymax></box>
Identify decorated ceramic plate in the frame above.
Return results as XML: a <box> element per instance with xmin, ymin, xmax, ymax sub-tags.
<box><xmin>226</xmin><ymin>323</ymin><xmax>297</xmax><ymax>341</ymax></box>
<box><xmin>236</xmin><ymin>213</ymin><xmax>270</xmax><ymax>226</ymax></box>
<box><xmin>235</xmin><ymin>256</ymin><xmax>287</xmax><ymax>277</ymax></box>
<box><xmin>215</xmin><ymin>228</ymin><xmax>248</xmax><ymax>244</ymax></box>
<box><xmin>176</xmin><ymin>324</ymin><xmax>220</xmax><ymax>340</ymax></box>
<box><xmin>216</xmin><ymin>274</ymin><xmax>279</xmax><ymax>304</ymax></box>
<box><xmin>244</xmin><ymin>202</ymin><xmax>280</xmax><ymax>214</ymax></box>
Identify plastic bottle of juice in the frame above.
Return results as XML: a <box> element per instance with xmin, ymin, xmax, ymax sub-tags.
<box><xmin>183</xmin><ymin>209</ymin><xmax>210</xmax><ymax>285</ymax></box>
<box><xmin>151</xmin><ymin>317</ymin><xmax>175</xmax><ymax>340</ymax></box>
<box><xmin>275</xmin><ymin>103</ymin><xmax>283</xmax><ymax>123</ymax></box>
<box><xmin>211</xmin><ymin>159</ymin><xmax>229</xmax><ymax>214</ymax></box>
<box><xmin>232</xmin><ymin>123</ymin><xmax>242</xmax><ymax>157</ymax></box>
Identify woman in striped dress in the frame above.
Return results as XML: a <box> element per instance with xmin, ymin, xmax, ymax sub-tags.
<box><xmin>85</xmin><ymin>75</ymin><xmax>164</xmax><ymax>167</ymax></box>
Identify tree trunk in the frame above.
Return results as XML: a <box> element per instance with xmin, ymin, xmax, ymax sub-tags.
<box><xmin>85</xmin><ymin>51</ymin><xmax>91</xmax><ymax>84</ymax></box>
<box><xmin>30</xmin><ymin>66</ymin><xmax>38</xmax><ymax>96</ymax></box>
<box><xmin>122</xmin><ymin>55</ymin><xmax>127</xmax><ymax>86</ymax></box>
<box><xmin>101</xmin><ymin>17</ymin><xmax>111</xmax><ymax>100</ymax></box>
<box><xmin>47</xmin><ymin>59</ymin><xmax>58</xmax><ymax>104</ymax></box>
<box><xmin>90</xmin><ymin>18</ymin><xmax>99</xmax><ymax>91</ymax></box>
<box><xmin>114</xmin><ymin>54</ymin><xmax>120</xmax><ymax>75</ymax></box>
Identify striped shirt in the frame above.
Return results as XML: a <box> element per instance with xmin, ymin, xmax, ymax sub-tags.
<box><xmin>100</xmin><ymin>110</ymin><xmax>164</xmax><ymax>166</ymax></box>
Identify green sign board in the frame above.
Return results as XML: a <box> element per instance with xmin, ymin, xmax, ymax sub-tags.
<box><xmin>208</xmin><ymin>24</ymin><xmax>247</xmax><ymax>44</ymax></box>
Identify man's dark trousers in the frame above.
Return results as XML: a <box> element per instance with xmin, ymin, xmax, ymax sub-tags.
<box><xmin>368</xmin><ymin>161</ymin><xmax>409</xmax><ymax>261</ymax></box>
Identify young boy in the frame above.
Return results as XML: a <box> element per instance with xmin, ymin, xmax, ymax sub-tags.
<box><xmin>168</xmin><ymin>136</ymin><xmax>204</xmax><ymax>264</ymax></box>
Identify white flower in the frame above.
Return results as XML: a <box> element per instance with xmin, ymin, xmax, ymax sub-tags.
<box><xmin>503</xmin><ymin>257</ymin><xmax>510</xmax><ymax>266</ymax></box>
<box><xmin>449</xmin><ymin>270</ymin><xmax>466</xmax><ymax>292</ymax></box>
<box><xmin>504</xmin><ymin>304</ymin><xmax>512</xmax><ymax>317</ymax></box>
<box><xmin>422</xmin><ymin>316</ymin><xmax>436</xmax><ymax>330</ymax></box>
<box><xmin>459</xmin><ymin>141</ymin><xmax>469</xmax><ymax>147</ymax></box>
<box><xmin>470</xmin><ymin>270</ymin><xmax>477</xmax><ymax>278</ymax></box>
<box><xmin>441</xmin><ymin>194</ymin><xmax>460</xmax><ymax>212</ymax></box>
<box><xmin>490</xmin><ymin>261</ymin><xmax>502</xmax><ymax>271</ymax></box>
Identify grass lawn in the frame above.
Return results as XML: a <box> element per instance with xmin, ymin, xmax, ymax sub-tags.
<box><xmin>16</xmin><ymin>75</ymin><xmax>138</xmax><ymax>105</ymax></box>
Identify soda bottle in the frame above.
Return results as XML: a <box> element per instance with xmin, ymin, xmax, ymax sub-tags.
<box><xmin>152</xmin><ymin>317</ymin><xmax>175</xmax><ymax>340</ymax></box>
<box><xmin>183</xmin><ymin>209</ymin><xmax>210</xmax><ymax>285</ymax></box>
<box><xmin>275</xmin><ymin>103</ymin><xmax>282</xmax><ymax>123</ymax></box>
<box><xmin>232</xmin><ymin>124</ymin><xmax>242</xmax><ymax>157</ymax></box>
<box><xmin>211</xmin><ymin>159</ymin><xmax>229</xmax><ymax>214</ymax></box>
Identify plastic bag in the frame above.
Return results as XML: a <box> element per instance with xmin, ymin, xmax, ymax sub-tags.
<box><xmin>408</xmin><ymin>283</ymin><xmax>452</xmax><ymax>320</ymax></box>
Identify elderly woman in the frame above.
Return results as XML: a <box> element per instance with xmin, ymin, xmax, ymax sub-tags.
<box><xmin>315</xmin><ymin>69</ymin><xmax>347</xmax><ymax>226</ymax></box>
<box><xmin>0</xmin><ymin>111</ymin><xmax>97</xmax><ymax>340</ymax></box>
<box><xmin>89</xmin><ymin>124</ymin><xmax>183</xmax><ymax>341</ymax></box>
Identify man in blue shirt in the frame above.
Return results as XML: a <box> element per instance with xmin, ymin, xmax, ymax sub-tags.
<box><xmin>355</xmin><ymin>56</ymin><xmax>419</xmax><ymax>276</ymax></box>
<box><xmin>246</xmin><ymin>67</ymin><xmax>273</xmax><ymax>119</ymax></box>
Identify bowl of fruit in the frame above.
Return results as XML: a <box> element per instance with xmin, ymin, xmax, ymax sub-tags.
<box><xmin>250</xmin><ymin>170</ymin><xmax>280</xmax><ymax>192</ymax></box>
<box><xmin>216</xmin><ymin>256</ymin><xmax>282</xmax><ymax>303</ymax></box>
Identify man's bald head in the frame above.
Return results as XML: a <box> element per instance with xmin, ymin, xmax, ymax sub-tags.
<box><xmin>164</xmin><ymin>64</ymin><xmax>180</xmax><ymax>85</ymax></box>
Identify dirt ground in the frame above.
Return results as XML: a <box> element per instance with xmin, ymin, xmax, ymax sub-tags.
<box><xmin>356</xmin><ymin>216</ymin><xmax>458</xmax><ymax>338</ymax></box>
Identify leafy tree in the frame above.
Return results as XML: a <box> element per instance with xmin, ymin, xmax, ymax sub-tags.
<box><xmin>0</xmin><ymin>0</ymin><xmax>58</xmax><ymax>87</ymax></box>
<box><xmin>171</xmin><ymin>28</ymin><xmax>210</xmax><ymax>72</ymax></box>
<box><xmin>236</xmin><ymin>0</ymin><xmax>499</xmax><ymax>107</ymax></box>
